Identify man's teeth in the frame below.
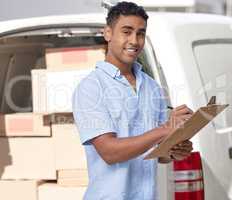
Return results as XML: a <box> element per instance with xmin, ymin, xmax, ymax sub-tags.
<box><xmin>127</xmin><ymin>48</ymin><xmax>137</xmax><ymax>52</ymax></box>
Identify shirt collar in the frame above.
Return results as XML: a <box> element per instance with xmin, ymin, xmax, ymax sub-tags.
<box><xmin>96</xmin><ymin>61</ymin><xmax>142</xmax><ymax>79</ymax></box>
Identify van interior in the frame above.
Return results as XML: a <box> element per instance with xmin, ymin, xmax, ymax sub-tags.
<box><xmin>0</xmin><ymin>27</ymin><xmax>154</xmax><ymax>114</ymax></box>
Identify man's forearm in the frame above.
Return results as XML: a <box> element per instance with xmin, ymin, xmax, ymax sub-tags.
<box><xmin>92</xmin><ymin>125</ymin><xmax>171</xmax><ymax>165</ymax></box>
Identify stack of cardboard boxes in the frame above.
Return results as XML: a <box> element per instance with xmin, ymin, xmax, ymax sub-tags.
<box><xmin>0</xmin><ymin>46</ymin><xmax>106</xmax><ymax>200</ymax></box>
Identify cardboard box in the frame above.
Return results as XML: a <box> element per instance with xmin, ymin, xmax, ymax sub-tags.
<box><xmin>58</xmin><ymin>178</ymin><xmax>88</xmax><ymax>187</ymax></box>
<box><xmin>58</xmin><ymin>169</ymin><xmax>88</xmax><ymax>179</ymax></box>
<box><xmin>45</xmin><ymin>46</ymin><xmax>105</xmax><ymax>70</ymax></box>
<box><xmin>0</xmin><ymin>138</ymin><xmax>56</xmax><ymax>179</ymax></box>
<box><xmin>43</xmin><ymin>112</ymin><xmax>74</xmax><ymax>126</ymax></box>
<box><xmin>52</xmin><ymin>124</ymin><xmax>87</xmax><ymax>170</ymax></box>
<box><xmin>0</xmin><ymin>113</ymin><xmax>51</xmax><ymax>137</ymax></box>
<box><xmin>38</xmin><ymin>183</ymin><xmax>86</xmax><ymax>200</ymax></box>
<box><xmin>0</xmin><ymin>180</ymin><xmax>40</xmax><ymax>200</ymax></box>
<box><xmin>31</xmin><ymin>69</ymin><xmax>91</xmax><ymax>113</ymax></box>
<box><xmin>57</xmin><ymin>169</ymin><xmax>88</xmax><ymax>187</ymax></box>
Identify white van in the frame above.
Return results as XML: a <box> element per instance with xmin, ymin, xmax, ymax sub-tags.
<box><xmin>0</xmin><ymin>11</ymin><xmax>231</xmax><ymax>200</ymax></box>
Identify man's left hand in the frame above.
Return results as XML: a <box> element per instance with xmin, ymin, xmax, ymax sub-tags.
<box><xmin>169</xmin><ymin>140</ymin><xmax>193</xmax><ymax>161</ymax></box>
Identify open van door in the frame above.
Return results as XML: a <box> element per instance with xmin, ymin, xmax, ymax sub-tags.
<box><xmin>102</xmin><ymin>0</ymin><xmax>196</xmax><ymax>12</ymax></box>
<box><xmin>146</xmin><ymin>12</ymin><xmax>232</xmax><ymax>200</ymax></box>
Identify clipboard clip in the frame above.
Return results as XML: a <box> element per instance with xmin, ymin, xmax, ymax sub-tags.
<box><xmin>207</xmin><ymin>96</ymin><xmax>216</xmax><ymax>106</ymax></box>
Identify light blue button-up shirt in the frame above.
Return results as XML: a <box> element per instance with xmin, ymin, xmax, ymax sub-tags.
<box><xmin>72</xmin><ymin>61</ymin><xmax>167</xmax><ymax>200</ymax></box>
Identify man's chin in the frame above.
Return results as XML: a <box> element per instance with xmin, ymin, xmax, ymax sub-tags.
<box><xmin>123</xmin><ymin>58</ymin><xmax>137</xmax><ymax>66</ymax></box>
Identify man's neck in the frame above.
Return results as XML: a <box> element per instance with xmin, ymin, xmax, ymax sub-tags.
<box><xmin>105</xmin><ymin>56</ymin><xmax>137</xmax><ymax>92</ymax></box>
<box><xmin>105</xmin><ymin>57</ymin><xmax>133</xmax><ymax>76</ymax></box>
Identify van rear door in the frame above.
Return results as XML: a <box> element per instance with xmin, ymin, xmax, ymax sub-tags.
<box><xmin>150</xmin><ymin>16</ymin><xmax>232</xmax><ymax>200</ymax></box>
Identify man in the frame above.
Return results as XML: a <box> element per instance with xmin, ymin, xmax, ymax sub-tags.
<box><xmin>72</xmin><ymin>1</ymin><xmax>193</xmax><ymax>200</ymax></box>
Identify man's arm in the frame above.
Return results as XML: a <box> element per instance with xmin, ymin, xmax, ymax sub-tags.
<box><xmin>91</xmin><ymin>125</ymin><xmax>170</xmax><ymax>165</ymax></box>
<box><xmin>91</xmin><ymin>105</ymin><xmax>193</xmax><ymax>165</ymax></box>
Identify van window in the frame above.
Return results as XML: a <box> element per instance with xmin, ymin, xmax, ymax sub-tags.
<box><xmin>193</xmin><ymin>40</ymin><xmax>232</xmax><ymax>133</ymax></box>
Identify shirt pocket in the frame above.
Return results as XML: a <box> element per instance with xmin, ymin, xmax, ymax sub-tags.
<box><xmin>103</xmin><ymin>86</ymin><xmax>124</xmax><ymax>119</ymax></box>
<box><xmin>104</xmin><ymin>99</ymin><xmax>123</xmax><ymax>134</ymax></box>
<box><xmin>105</xmin><ymin>100</ymin><xmax>122</xmax><ymax>119</ymax></box>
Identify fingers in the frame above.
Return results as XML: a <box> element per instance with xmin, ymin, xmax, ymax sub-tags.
<box><xmin>170</xmin><ymin>151</ymin><xmax>191</xmax><ymax>160</ymax></box>
<box><xmin>170</xmin><ymin>150</ymin><xmax>191</xmax><ymax>156</ymax></box>
<box><xmin>174</xmin><ymin>104</ymin><xmax>187</xmax><ymax>111</ymax></box>
<box><xmin>172</xmin><ymin>140</ymin><xmax>193</xmax><ymax>150</ymax></box>
<box><xmin>175</xmin><ymin>140</ymin><xmax>192</xmax><ymax>147</ymax></box>
<box><xmin>172</xmin><ymin>105</ymin><xmax>193</xmax><ymax>115</ymax></box>
<box><xmin>170</xmin><ymin>147</ymin><xmax>193</xmax><ymax>154</ymax></box>
<box><xmin>167</xmin><ymin>105</ymin><xmax>194</xmax><ymax>130</ymax></box>
<box><xmin>171</xmin><ymin>147</ymin><xmax>192</xmax><ymax>153</ymax></box>
<box><xmin>167</xmin><ymin>114</ymin><xmax>192</xmax><ymax>130</ymax></box>
<box><xmin>176</xmin><ymin>114</ymin><xmax>193</xmax><ymax>122</ymax></box>
<box><xmin>169</xmin><ymin>140</ymin><xmax>193</xmax><ymax>160</ymax></box>
<box><xmin>181</xmin><ymin>140</ymin><xmax>192</xmax><ymax>146</ymax></box>
<box><xmin>174</xmin><ymin>104</ymin><xmax>193</xmax><ymax>112</ymax></box>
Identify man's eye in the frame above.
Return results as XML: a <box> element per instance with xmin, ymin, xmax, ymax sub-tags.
<box><xmin>123</xmin><ymin>31</ymin><xmax>130</xmax><ymax>34</ymax></box>
<box><xmin>138</xmin><ymin>32</ymin><xmax>145</xmax><ymax>37</ymax></box>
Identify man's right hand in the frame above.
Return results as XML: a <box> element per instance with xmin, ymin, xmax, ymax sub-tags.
<box><xmin>165</xmin><ymin>104</ymin><xmax>194</xmax><ymax>131</ymax></box>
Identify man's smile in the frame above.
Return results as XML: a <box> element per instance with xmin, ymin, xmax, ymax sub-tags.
<box><xmin>124</xmin><ymin>47</ymin><xmax>139</xmax><ymax>56</ymax></box>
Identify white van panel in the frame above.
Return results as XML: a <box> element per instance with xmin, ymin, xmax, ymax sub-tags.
<box><xmin>148</xmin><ymin>15</ymin><xmax>232</xmax><ymax>200</ymax></box>
<box><xmin>193</xmin><ymin>41</ymin><xmax>232</xmax><ymax>195</ymax></box>
<box><xmin>147</xmin><ymin>17</ymin><xmax>232</xmax><ymax>199</ymax></box>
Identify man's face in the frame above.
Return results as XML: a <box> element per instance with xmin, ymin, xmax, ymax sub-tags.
<box><xmin>104</xmin><ymin>15</ymin><xmax>146</xmax><ymax>68</ymax></box>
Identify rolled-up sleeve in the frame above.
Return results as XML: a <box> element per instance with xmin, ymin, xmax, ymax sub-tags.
<box><xmin>72</xmin><ymin>75</ymin><xmax>117</xmax><ymax>145</ymax></box>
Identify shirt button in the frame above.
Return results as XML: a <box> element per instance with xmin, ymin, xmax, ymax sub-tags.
<box><xmin>118</xmin><ymin>75</ymin><xmax>123</xmax><ymax>79</ymax></box>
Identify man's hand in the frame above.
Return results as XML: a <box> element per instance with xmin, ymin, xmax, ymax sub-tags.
<box><xmin>166</xmin><ymin>105</ymin><xmax>194</xmax><ymax>161</ymax></box>
<box><xmin>158</xmin><ymin>140</ymin><xmax>193</xmax><ymax>163</ymax></box>
<box><xmin>169</xmin><ymin>140</ymin><xmax>193</xmax><ymax>161</ymax></box>
<box><xmin>158</xmin><ymin>105</ymin><xmax>194</xmax><ymax>163</ymax></box>
<box><xmin>166</xmin><ymin>104</ymin><xmax>194</xmax><ymax>130</ymax></box>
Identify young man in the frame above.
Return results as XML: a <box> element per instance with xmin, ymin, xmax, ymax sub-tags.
<box><xmin>72</xmin><ymin>2</ymin><xmax>193</xmax><ymax>200</ymax></box>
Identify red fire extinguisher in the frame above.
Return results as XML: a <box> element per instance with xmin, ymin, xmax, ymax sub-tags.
<box><xmin>173</xmin><ymin>151</ymin><xmax>204</xmax><ymax>200</ymax></box>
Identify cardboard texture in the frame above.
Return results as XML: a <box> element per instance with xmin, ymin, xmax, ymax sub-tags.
<box><xmin>0</xmin><ymin>180</ymin><xmax>40</xmax><ymax>200</ymax></box>
<box><xmin>57</xmin><ymin>178</ymin><xmax>88</xmax><ymax>187</ymax></box>
<box><xmin>38</xmin><ymin>183</ymin><xmax>86</xmax><ymax>200</ymax></box>
<box><xmin>57</xmin><ymin>169</ymin><xmax>88</xmax><ymax>179</ymax></box>
<box><xmin>43</xmin><ymin>112</ymin><xmax>74</xmax><ymax>126</ymax></box>
<box><xmin>0</xmin><ymin>113</ymin><xmax>51</xmax><ymax>137</ymax></box>
<box><xmin>58</xmin><ymin>169</ymin><xmax>88</xmax><ymax>179</ymax></box>
<box><xmin>45</xmin><ymin>46</ymin><xmax>105</xmax><ymax>70</ymax></box>
<box><xmin>0</xmin><ymin>138</ymin><xmax>56</xmax><ymax>179</ymax></box>
<box><xmin>145</xmin><ymin>103</ymin><xmax>229</xmax><ymax>159</ymax></box>
<box><xmin>57</xmin><ymin>169</ymin><xmax>88</xmax><ymax>187</ymax></box>
<box><xmin>57</xmin><ymin>169</ymin><xmax>89</xmax><ymax>187</ymax></box>
<box><xmin>52</xmin><ymin>124</ymin><xmax>87</xmax><ymax>170</ymax></box>
<box><xmin>31</xmin><ymin>69</ymin><xmax>91</xmax><ymax>113</ymax></box>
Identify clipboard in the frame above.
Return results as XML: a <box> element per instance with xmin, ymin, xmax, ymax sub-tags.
<box><xmin>144</xmin><ymin>96</ymin><xmax>229</xmax><ymax>159</ymax></box>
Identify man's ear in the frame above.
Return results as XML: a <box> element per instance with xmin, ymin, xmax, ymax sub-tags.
<box><xmin>103</xmin><ymin>26</ymin><xmax>112</xmax><ymax>42</ymax></box>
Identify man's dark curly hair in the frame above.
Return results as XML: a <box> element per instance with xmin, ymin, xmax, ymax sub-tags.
<box><xmin>106</xmin><ymin>1</ymin><xmax>148</xmax><ymax>27</ymax></box>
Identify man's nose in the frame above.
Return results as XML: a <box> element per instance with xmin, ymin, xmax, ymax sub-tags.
<box><xmin>129</xmin><ymin>33</ymin><xmax>138</xmax><ymax>45</ymax></box>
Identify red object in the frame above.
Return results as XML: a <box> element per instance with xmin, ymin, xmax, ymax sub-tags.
<box><xmin>173</xmin><ymin>152</ymin><xmax>204</xmax><ymax>200</ymax></box>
